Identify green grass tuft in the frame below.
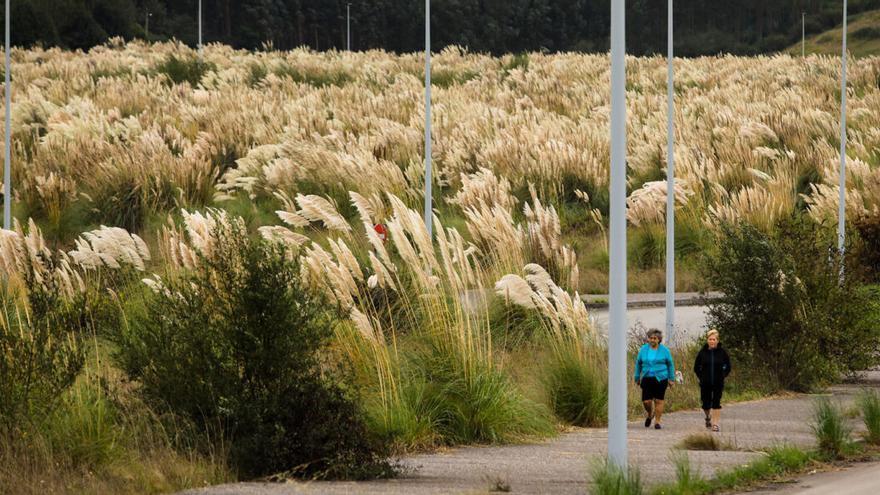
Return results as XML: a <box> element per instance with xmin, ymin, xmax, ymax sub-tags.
<box><xmin>810</xmin><ymin>397</ymin><xmax>852</xmax><ymax>459</ymax></box>
<box><xmin>652</xmin><ymin>451</ymin><xmax>709</xmax><ymax>495</ymax></box>
<box><xmin>677</xmin><ymin>432</ymin><xmax>732</xmax><ymax>452</ymax></box>
<box><xmin>712</xmin><ymin>444</ymin><xmax>815</xmax><ymax>491</ymax></box>
<box><xmin>858</xmin><ymin>389</ymin><xmax>880</xmax><ymax>445</ymax></box>
<box><xmin>589</xmin><ymin>458</ymin><xmax>644</xmax><ymax>495</ymax></box>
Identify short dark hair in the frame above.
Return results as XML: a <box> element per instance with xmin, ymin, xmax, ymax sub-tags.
<box><xmin>646</xmin><ymin>328</ymin><xmax>663</xmax><ymax>342</ymax></box>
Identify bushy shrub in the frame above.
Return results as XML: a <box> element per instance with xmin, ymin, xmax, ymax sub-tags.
<box><xmin>0</xmin><ymin>291</ymin><xmax>86</xmax><ymax>429</ymax></box>
<box><xmin>114</xmin><ymin>219</ymin><xmax>394</xmax><ymax>479</ymax></box>
<box><xmin>854</xmin><ymin>214</ymin><xmax>880</xmax><ymax>282</ymax></box>
<box><xmin>703</xmin><ymin>217</ymin><xmax>880</xmax><ymax>391</ymax></box>
<box><xmin>0</xmin><ymin>250</ymin><xmax>111</xmax><ymax>429</ymax></box>
<box><xmin>543</xmin><ymin>348</ymin><xmax>607</xmax><ymax>427</ymax></box>
<box><xmin>153</xmin><ymin>54</ymin><xmax>215</xmax><ymax>86</ymax></box>
<box><xmin>416</xmin><ymin>341</ymin><xmax>555</xmax><ymax>444</ymax></box>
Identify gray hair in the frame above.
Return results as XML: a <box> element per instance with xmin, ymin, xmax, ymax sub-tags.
<box><xmin>646</xmin><ymin>328</ymin><xmax>663</xmax><ymax>342</ymax></box>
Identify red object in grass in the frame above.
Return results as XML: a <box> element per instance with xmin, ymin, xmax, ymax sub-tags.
<box><xmin>373</xmin><ymin>223</ymin><xmax>388</xmax><ymax>242</ymax></box>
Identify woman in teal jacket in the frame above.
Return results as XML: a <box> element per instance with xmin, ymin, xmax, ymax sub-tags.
<box><xmin>634</xmin><ymin>328</ymin><xmax>675</xmax><ymax>429</ymax></box>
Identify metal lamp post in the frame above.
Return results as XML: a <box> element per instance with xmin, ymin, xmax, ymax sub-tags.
<box><xmin>145</xmin><ymin>12</ymin><xmax>152</xmax><ymax>40</ymax></box>
<box><xmin>838</xmin><ymin>1</ymin><xmax>847</xmax><ymax>259</ymax></box>
<box><xmin>665</xmin><ymin>0</ymin><xmax>675</xmax><ymax>347</ymax></box>
<box><xmin>423</xmin><ymin>0</ymin><xmax>433</xmax><ymax>239</ymax></box>
<box><xmin>3</xmin><ymin>0</ymin><xmax>10</xmax><ymax>229</ymax></box>
<box><xmin>198</xmin><ymin>1</ymin><xmax>203</xmax><ymax>58</ymax></box>
<box><xmin>347</xmin><ymin>3</ymin><xmax>352</xmax><ymax>51</ymax></box>
<box><xmin>802</xmin><ymin>12</ymin><xmax>806</xmax><ymax>57</ymax></box>
<box><xmin>608</xmin><ymin>0</ymin><xmax>628</xmax><ymax>468</ymax></box>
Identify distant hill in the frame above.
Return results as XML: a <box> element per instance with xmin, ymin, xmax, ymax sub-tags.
<box><xmin>788</xmin><ymin>9</ymin><xmax>880</xmax><ymax>57</ymax></box>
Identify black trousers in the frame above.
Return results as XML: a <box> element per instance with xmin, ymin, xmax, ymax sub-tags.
<box><xmin>700</xmin><ymin>382</ymin><xmax>724</xmax><ymax>410</ymax></box>
<box><xmin>640</xmin><ymin>377</ymin><xmax>668</xmax><ymax>401</ymax></box>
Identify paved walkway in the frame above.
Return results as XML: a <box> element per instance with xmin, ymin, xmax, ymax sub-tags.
<box><xmin>748</xmin><ymin>461</ymin><xmax>880</xmax><ymax>495</ymax></box>
<box><xmin>184</xmin><ymin>372</ymin><xmax>879</xmax><ymax>495</ymax></box>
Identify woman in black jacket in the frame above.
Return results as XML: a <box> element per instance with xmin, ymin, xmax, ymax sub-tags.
<box><xmin>693</xmin><ymin>329</ymin><xmax>731</xmax><ymax>432</ymax></box>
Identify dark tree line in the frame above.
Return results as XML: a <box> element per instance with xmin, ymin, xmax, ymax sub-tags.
<box><xmin>2</xmin><ymin>0</ymin><xmax>878</xmax><ymax>55</ymax></box>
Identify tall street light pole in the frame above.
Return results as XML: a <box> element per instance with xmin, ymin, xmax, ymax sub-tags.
<box><xmin>198</xmin><ymin>0</ymin><xmax>203</xmax><ymax>58</ymax></box>
<box><xmin>145</xmin><ymin>12</ymin><xmax>152</xmax><ymax>40</ymax></box>
<box><xmin>665</xmin><ymin>0</ymin><xmax>675</xmax><ymax>347</ymax></box>
<box><xmin>3</xmin><ymin>0</ymin><xmax>10</xmax><ymax>229</ymax></box>
<box><xmin>608</xmin><ymin>0</ymin><xmax>628</xmax><ymax>468</ymax></box>
<box><xmin>347</xmin><ymin>3</ymin><xmax>351</xmax><ymax>51</ymax></box>
<box><xmin>802</xmin><ymin>12</ymin><xmax>806</xmax><ymax>57</ymax></box>
<box><xmin>838</xmin><ymin>1</ymin><xmax>847</xmax><ymax>259</ymax></box>
<box><xmin>423</xmin><ymin>0</ymin><xmax>433</xmax><ymax>239</ymax></box>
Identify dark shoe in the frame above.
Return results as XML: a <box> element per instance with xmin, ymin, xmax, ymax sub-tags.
<box><xmin>705</xmin><ymin>415</ymin><xmax>712</xmax><ymax>429</ymax></box>
<box><xmin>654</xmin><ymin>423</ymin><xmax>662</xmax><ymax>430</ymax></box>
<box><xmin>644</xmin><ymin>415</ymin><xmax>653</xmax><ymax>428</ymax></box>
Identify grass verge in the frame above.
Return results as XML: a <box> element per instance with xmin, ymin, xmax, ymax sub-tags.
<box><xmin>652</xmin><ymin>445</ymin><xmax>818</xmax><ymax>495</ymax></box>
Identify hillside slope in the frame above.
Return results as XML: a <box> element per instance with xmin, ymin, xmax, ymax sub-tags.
<box><xmin>788</xmin><ymin>9</ymin><xmax>880</xmax><ymax>57</ymax></box>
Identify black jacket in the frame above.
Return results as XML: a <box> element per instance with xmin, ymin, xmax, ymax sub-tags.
<box><xmin>693</xmin><ymin>344</ymin><xmax>731</xmax><ymax>387</ymax></box>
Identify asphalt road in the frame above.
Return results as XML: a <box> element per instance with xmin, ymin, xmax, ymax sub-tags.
<box><xmin>589</xmin><ymin>305</ymin><xmax>710</xmax><ymax>346</ymax></box>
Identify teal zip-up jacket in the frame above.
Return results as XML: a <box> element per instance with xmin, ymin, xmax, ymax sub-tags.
<box><xmin>634</xmin><ymin>343</ymin><xmax>675</xmax><ymax>383</ymax></box>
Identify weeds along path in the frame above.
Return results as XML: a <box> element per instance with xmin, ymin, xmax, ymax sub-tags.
<box><xmin>183</xmin><ymin>372</ymin><xmax>880</xmax><ymax>495</ymax></box>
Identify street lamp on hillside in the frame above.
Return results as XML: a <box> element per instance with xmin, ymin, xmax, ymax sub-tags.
<box><xmin>145</xmin><ymin>11</ymin><xmax>153</xmax><ymax>40</ymax></box>
<box><xmin>198</xmin><ymin>1</ymin><xmax>203</xmax><ymax>58</ymax></box>
<box><xmin>838</xmin><ymin>1</ymin><xmax>848</xmax><ymax>265</ymax></box>
<box><xmin>3</xmin><ymin>0</ymin><xmax>10</xmax><ymax>229</ymax></box>
<box><xmin>424</xmin><ymin>0</ymin><xmax>433</xmax><ymax>239</ymax></box>
<box><xmin>802</xmin><ymin>12</ymin><xmax>806</xmax><ymax>57</ymax></box>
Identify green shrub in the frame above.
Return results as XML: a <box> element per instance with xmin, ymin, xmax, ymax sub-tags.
<box><xmin>0</xmin><ymin>264</ymin><xmax>97</xmax><ymax>429</ymax></box>
<box><xmin>419</xmin><ymin>348</ymin><xmax>554</xmax><ymax>444</ymax></box>
<box><xmin>114</xmin><ymin>218</ymin><xmax>394</xmax><ymax>480</ymax></box>
<box><xmin>45</xmin><ymin>374</ymin><xmax>121</xmax><ymax>469</ymax></box>
<box><xmin>84</xmin><ymin>164</ymin><xmax>180</xmax><ymax>232</ymax></box>
<box><xmin>488</xmin><ymin>297</ymin><xmax>546</xmax><ymax>348</ymax></box>
<box><xmin>589</xmin><ymin>458</ymin><xmax>643</xmax><ymax>495</ymax></box>
<box><xmin>703</xmin><ymin>217</ymin><xmax>880</xmax><ymax>392</ymax></box>
<box><xmin>364</xmin><ymin>372</ymin><xmax>444</xmax><ymax>451</ymax></box>
<box><xmin>273</xmin><ymin>63</ymin><xmax>351</xmax><ymax>87</ymax></box>
<box><xmin>857</xmin><ymin>389</ymin><xmax>880</xmax><ymax>445</ymax></box>
<box><xmin>154</xmin><ymin>54</ymin><xmax>215</xmax><ymax>86</ymax></box>
<box><xmin>544</xmin><ymin>349</ymin><xmax>607</xmax><ymax>427</ymax></box>
<box><xmin>630</xmin><ymin>225</ymin><xmax>665</xmax><ymax>269</ymax></box>
<box><xmin>501</xmin><ymin>53</ymin><xmax>530</xmax><ymax>75</ymax></box>
<box><xmin>0</xmin><ymin>299</ymin><xmax>85</xmax><ymax>429</ymax></box>
<box><xmin>431</xmin><ymin>69</ymin><xmax>480</xmax><ymax>88</ymax></box>
<box><xmin>811</xmin><ymin>398</ymin><xmax>851</xmax><ymax>459</ymax></box>
<box><xmin>852</xmin><ymin>26</ymin><xmax>880</xmax><ymax>40</ymax></box>
<box><xmin>854</xmin><ymin>214</ymin><xmax>880</xmax><ymax>282</ymax></box>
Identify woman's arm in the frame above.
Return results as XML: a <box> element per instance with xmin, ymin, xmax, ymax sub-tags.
<box><xmin>634</xmin><ymin>347</ymin><xmax>643</xmax><ymax>383</ymax></box>
<box><xmin>722</xmin><ymin>349</ymin><xmax>732</xmax><ymax>377</ymax></box>
<box><xmin>693</xmin><ymin>349</ymin><xmax>702</xmax><ymax>377</ymax></box>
